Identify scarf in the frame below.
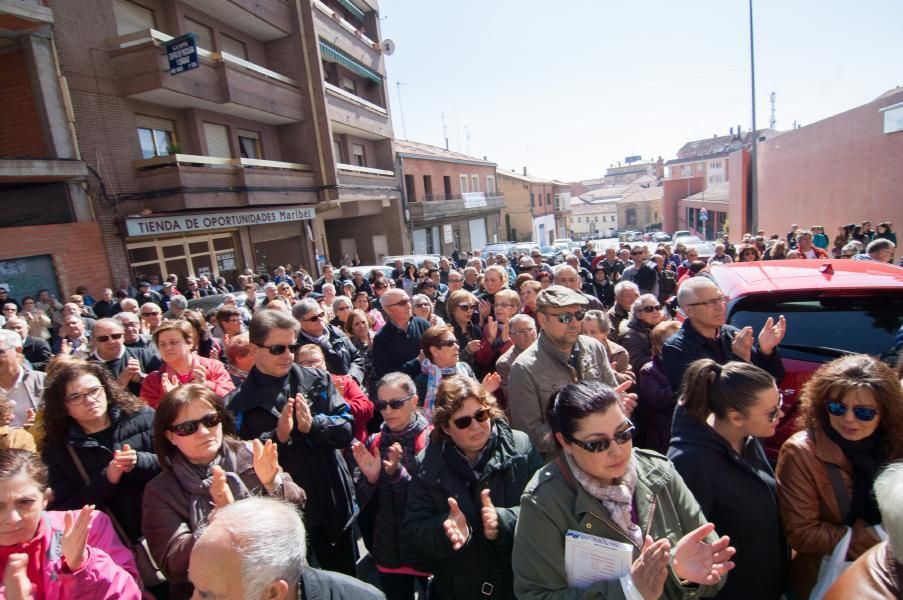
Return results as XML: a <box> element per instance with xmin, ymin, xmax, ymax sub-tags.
<box><xmin>420</xmin><ymin>359</ymin><xmax>471</xmax><ymax>423</ymax></box>
<box><xmin>0</xmin><ymin>517</ymin><xmax>46</xmax><ymax>600</ymax></box>
<box><xmin>171</xmin><ymin>441</ymin><xmax>253</xmax><ymax>530</ymax></box>
<box><xmin>565</xmin><ymin>452</ymin><xmax>643</xmax><ymax>547</ymax></box>
<box><xmin>300</xmin><ymin>329</ymin><xmax>332</xmax><ymax>352</ymax></box>
<box><xmin>442</xmin><ymin>424</ymin><xmax>499</xmax><ymax>485</ymax></box>
<box><xmin>227</xmin><ymin>364</ymin><xmax>249</xmax><ymax>383</ymax></box>
<box><xmin>825</xmin><ymin>426</ymin><xmax>883</xmax><ymax>525</ymax></box>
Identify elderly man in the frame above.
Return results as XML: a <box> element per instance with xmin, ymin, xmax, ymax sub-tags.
<box><xmin>52</xmin><ymin>313</ymin><xmax>92</xmax><ymax>358</ymax></box>
<box><xmin>707</xmin><ymin>244</ymin><xmax>733</xmax><ymax>265</ymax></box>
<box><xmin>90</xmin><ymin>318</ymin><xmax>160</xmax><ymax>396</ymax></box>
<box><xmin>351</xmin><ymin>269</ymin><xmax>372</xmax><ymax>296</ymax></box>
<box><xmin>796</xmin><ymin>230</ymin><xmax>829</xmax><ymax>259</ymax></box>
<box><xmin>553</xmin><ymin>264</ymin><xmax>604</xmax><ymax>311</ymax></box>
<box><xmin>163</xmin><ymin>294</ymin><xmax>188</xmax><ymax>320</ymax></box>
<box><xmin>606</xmin><ymin>281</ymin><xmax>640</xmax><ymax>343</ymax></box>
<box><xmin>508</xmin><ymin>286</ymin><xmax>620</xmax><ymax>458</ymax></box>
<box><xmin>0</xmin><ymin>330</ymin><xmax>45</xmax><ymax>426</ymax></box>
<box><xmin>462</xmin><ymin>266</ymin><xmax>479</xmax><ymax>292</ymax></box>
<box><xmin>92</xmin><ymin>288</ymin><xmax>120</xmax><ymax>318</ymax></box>
<box><xmin>371</xmin><ymin>288</ymin><xmax>430</xmax><ymax>383</ymax></box>
<box><xmin>114</xmin><ymin>311</ymin><xmax>154</xmax><ymax>349</ymax></box>
<box><xmin>189</xmin><ymin>497</ymin><xmax>385</xmax><ymax>600</ymax></box>
<box><xmin>661</xmin><ymin>277</ymin><xmax>786</xmax><ymax>391</ymax></box>
<box><xmin>60</xmin><ymin>301</ymin><xmax>96</xmax><ymax>334</ymax></box>
<box><xmin>495</xmin><ymin>313</ymin><xmax>537</xmax><ymax>398</ymax></box>
<box><xmin>182</xmin><ymin>277</ymin><xmax>206</xmax><ymax>300</ymax></box>
<box><xmin>139</xmin><ymin>302</ymin><xmax>163</xmax><ymax>334</ymax></box>
<box><xmin>445</xmin><ymin>269</ymin><xmax>464</xmax><ymax>293</ymax></box>
<box><xmin>292</xmin><ymin>298</ymin><xmax>364</xmax><ymax>384</ymax></box>
<box><xmin>4</xmin><ymin>316</ymin><xmax>52</xmax><ymax>371</ymax></box>
<box><xmin>227</xmin><ymin>310</ymin><xmax>357</xmax><ymax>575</ymax></box>
<box><xmin>854</xmin><ymin>238</ymin><xmax>896</xmax><ymax>263</ymax></box>
<box><xmin>135</xmin><ymin>280</ymin><xmax>164</xmax><ymax>306</ymax></box>
<box><xmin>119</xmin><ymin>297</ymin><xmax>140</xmax><ymax>314</ymax></box>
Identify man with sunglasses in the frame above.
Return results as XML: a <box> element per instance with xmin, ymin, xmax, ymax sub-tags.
<box><xmin>292</xmin><ymin>299</ymin><xmax>365</xmax><ymax>385</ymax></box>
<box><xmin>508</xmin><ymin>286</ymin><xmax>619</xmax><ymax>459</ymax></box>
<box><xmin>227</xmin><ymin>309</ymin><xmax>357</xmax><ymax>577</ymax></box>
<box><xmin>371</xmin><ymin>288</ymin><xmax>431</xmax><ymax>385</ymax></box>
<box><xmin>90</xmin><ymin>318</ymin><xmax>160</xmax><ymax>396</ymax></box>
<box><xmin>662</xmin><ymin>277</ymin><xmax>786</xmax><ymax>391</ymax></box>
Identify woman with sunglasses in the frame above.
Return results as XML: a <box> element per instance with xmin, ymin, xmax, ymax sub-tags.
<box><xmin>350</xmin><ymin>372</ymin><xmax>431</xmax><ymax>599</ymax></box>
<box><xmin>667</xmin><ymin>359</ymin><xmax>788</xmax><ymax>600</ymax></box>
<box><xmin>513</xmin><ymin>380</ymin><xmax>735</xmax><ymax>600</ymax></box>
<box><xmin>40</xmin><ymin>360</ymin><xmax>158</xmax><ymax>547</ymax></box>
<box><xmin>142</xmin><ymin>384</ymin><xmax>305</xmax><ymax>599</ymax></box>
<box><xmin>139</xmin><ymin>320</ymin><xmax>234</xmax><ymax>408</ymax></box>
<box><xmin>412</xmin><ymin>293</ymin><xmax>445</xmax><ymax>327</ymax></box>
<box><xmin>403</xmin><ymin>375</ymin><xmax>541</xmax><ymax>600</ymax></box>
<box><xmin>446</xmin><ymin>289</ymin><xmax>494</xmax><ymax>379</ymax></box>
<box><xmin>776</xmin><ymin>354</ymin><xmax>903</xmax><ymax>599</ymax></box>
<box><xmin>736</xmin><ymin>243</ymin><xmax>762</xmax><ymax>262</ymax></box>
<box><xmin>353</xmin><ymin>290</ymin><xmax>386</xmax><ymax>332</ymax></box>
<box><xmin>620</xmin><ymin>293</ymin><xmax>665</xmax><ymax>374</ymax></box>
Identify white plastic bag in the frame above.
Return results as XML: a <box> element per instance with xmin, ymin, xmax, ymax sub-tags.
<box><xmin>809</xmin><ymin>527</ymin><xmax>852</xmax><ymax>600</ymax></box>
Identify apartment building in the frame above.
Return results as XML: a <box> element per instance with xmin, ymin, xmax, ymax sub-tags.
<box><xmin>496</xmin><ymin>169</ymin><xmax>568</xmax><ymax>246</ymax></box>
<box><xmin>45</xmin><ymin>0</ymin><xmax>403</xmax><ymax>286</ymax></box>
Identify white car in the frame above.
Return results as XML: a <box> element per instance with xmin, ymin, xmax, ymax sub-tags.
<box><xmin>677</xmin><ymin>236</ymin><xmax>717</xmax><ymax>259</ymax></box>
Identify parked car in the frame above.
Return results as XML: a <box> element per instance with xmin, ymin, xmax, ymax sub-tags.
<box><xmin>353</xmin><ymin>265</ymin><xmax>394</xmax><ymax>281</ymax></box>
<box><xmin>652</xmin><ymin>232</ymin><xmax>672</xmax><ymax>242</ymax></box>
<box><xmin>382</xmin><ymin>255</ymin><xmax>441</xmax><ymax>269</ymax></box>
<box><xmin>482</xmin><ymin>242</ymin><xmax>517</xmax><ymax>258</ymax></box>
<box><xmin>705</xmin><ymin>260</ymin><xmax>903</xmax><ymax>460</ymax></box>
<box><xmin>674</xmin><ymin>235</ymin><xmax>717</xmax><ymax>260</ymax></box>
<box><xmin>186</xmin><ymin>290</ymin><xmax>265</xmax><ymax>315</ymax></box>
<box><xmin>509</xmin><ymin>242</ymin><xmax>540</xmax><ymax>259</ymax></box>
<box><xmin>539</xmin><ymin>245</ymin><xmax>564</xmax><ymax>265</ymax></box>
<box><xmin>672</xmin><ymin>230</ymin><xmax>691</xmax><ymax>240</ymax></box>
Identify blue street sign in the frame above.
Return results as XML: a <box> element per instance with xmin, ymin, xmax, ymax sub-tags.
<box><xmin>166</xmin><ymin>33</ymin><xmax>199</xmax><ymax>75</ymax></box>
<box><xmin>699</xmin><ymin>207</ymin><xmax>708</xmax><ymax>222</ymax></box>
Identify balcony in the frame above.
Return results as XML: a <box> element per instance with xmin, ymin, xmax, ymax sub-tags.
<box><xmin>0</xmin><ymin>158</ymin><xmax>87</xmax><ymax>182</ymax></box>
<box><xmin>324</xmin><ymin>82</ymin><xmax>391</xmax><ymax>138</ymax></box>
<box><xmin>312</xmin><ymin>0</ymin><xmax>381</xmax><ymax>58</ymax></box>
<box><xmin>0</xmin><ymin>0</ymin><xmax>53</xmax><ymax>33</ymax></box>
<box><xmin>186</xmin><ymin>0</ymin><xmax>291</xmax><ymax>41</ymax></box>
<box><xmin>133</xmin><ymin>154</ymin><xmax>318</xmax><ymax>211</ymax></box>
<box><xmin>107</xmin><ymin>30</ymin><xmax>304</xmax><ymax>125</ymax></box>
<box><xmin>335</xmin><ymin>162</ymin><xmax>400</xmax><ymax>201</ymax></box>
<box><xmin>408</xmin><ymin>193</ymin><xmax>506</xmax><ymax>223</ymax></box>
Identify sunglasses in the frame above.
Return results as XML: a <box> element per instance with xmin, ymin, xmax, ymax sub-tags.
<box><xmin>547</xmin><ymin>310</ymin><xmax>586</xmax><ymax>324</ymax></box>
<box><xmin>414</xmin><ymin>302</ymin><xmax>431</xmax><ymax>308</ymax></box>
<box><xmin>94</xmin><ymin>333</ymin><xmax>124</xmax><ymax>343</ymax></box>
<box><xmin>457</xmin><ymin>303</ymin><xmax>477</xmax><ymax>311</ymax></box>
<box><xmin>826</xmin><ymin>401</ymin><xmax>879</xmax><ymax>422</ymax></box>
<box><xmin>452</xmin><ymin>407</ymin><xmax>492</xmax><ymax>430</ymax></box>
<box><xmin>640</xmin><ymin>305</ymin><xmax>662</xmax><ymax>313</ymax></box>
<box><xmin>566</xmin><ymin>423</ymin><xmax>636</xmax><ymax>453</ymax></box>
<box><xmin>142</xmin><ymin>311</ymin><xmax>161</xmax><ymax>316</ymax></box>
<box><xmin>170</xmin><ymin>412</ymin><xmax>223</xmax><ymax>437</ymax></box>
<box><xmin>386</xmin><ymin>298</ymin><xmax>411</xmax><ymax>308</ymax></box>
<box><xmin>260</xmin><ymin>343</ymin><xmax>302</xmax><ymax>355</ymax></box>
<box><xmin>302</xmin><ymin>312</ymin><xmax>324</xmax><ymax>322</ymax></box>
<box><xmin>376</xmin><ymin>395</ymin><xmax>414</xmax><ymax>411</ymax></box>
<box><xmin>435</xmin><ymin>339</ymin><xmax>458</xmax><ymax>348</ymax></box>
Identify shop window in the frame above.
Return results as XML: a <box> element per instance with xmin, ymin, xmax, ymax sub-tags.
<box><xmin>127</xmin><ymin>233</ymin><xmax>239</xmax><ymax>284</ymax></box>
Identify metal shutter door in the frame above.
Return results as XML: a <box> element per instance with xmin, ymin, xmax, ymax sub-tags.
<box><xmin>113</xmin><ymin>0</ymin><xmax>155</xmax><ymax>35</ymax></box>
<box><xmin>203</xmin><ymin>123</ymin><xmax>231</xmax><ymax>158</ymax></box>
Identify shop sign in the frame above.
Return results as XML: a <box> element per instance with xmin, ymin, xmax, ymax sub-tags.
<box><xmin>462</xmin><ymin>192</ymin><xmax>487</xmax><ymax>209</ymax></box>
<box><xmin>443</xmin><ymin>224</ymin><xmax>453</xmax><ymax>244</ymax></box>
<box><xmin>217</xmin><ymin>252</ymin><xmax>237</xmax><ymax>272</ymax></box>
<box><xmin>125</xmin><ymin>207</ymin><xmax>316</xmax><ymax>237</ymax></box>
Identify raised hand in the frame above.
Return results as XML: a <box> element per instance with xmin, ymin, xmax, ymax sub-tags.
<box><xmin>499</xmin><ymin>320</ymin><xmax>511</xmax><ymax>343</ymax></box>
<box><xmin>294</xmin><ymin>395</ymin><xmax>313</xmax><ymax>433</ymax></box>
<box><xmin>252</xmin><ymin>439</ymin><xmax>280</xmax><ymax>489</ymax></box>
<box><xmin>3</xmin><ymin>553</ymin><xmax>32</xmax><ymax>600</ymax></box>
<box><xmin>112</xmin><ymin>443</ymin><xmax>137</xmax><ymax>474</ymax></box>
<box><xmin>480</xmin><ymin>489</ymin><xmax>499</xmax><ymax>541</ymax></box>
<box><xmin>671</xmin><ymin>523</ymin><xmax>736</xmax><ymax>585</ymax></box>
<box><xmin>443</xmin><ymin>497</ymin><xmax>470</xmax><ymax>551</ymax></box>
<box><xmin>352</xmin><ymin>440</ymin><xmax>381</xmax><ymax>484</ymax></box>
<box><xmin>209</xmin><ymin>465</ymin><xmax>235</xmax><ymax>509</ymax></box>
<box><xmin>124</xmin><ymin>357</ymin><xmax>143</xmax><ymax>383</ymax></box>
<box><xmin>383</xmin><ymin>442</ymin><xmax>403</xmax><ymax>476</ymax></box>
<box><xmin>614</xmin><ymin>380</ymin><xmax>638</xmax><ymax>417</ymax></box>
<box><xmin>478</xmin><ymin>299</ymin><xmax>491</xmax><ymax>322</ymax></box>
<box><xmin>481</xmin><ymin>372</ymin><xmax>501</xmax><ymax>394</ymax></box>
<box><xmin>276</xmin><ymin>397</ymin><xmax>296</xmax><ymax>443</ymax></box>
<box><xmin>161</xmin><ymin>373</ymin><xmax>181</xmax><ymax>394</ymax></box>
<box><xmin>730</xmin><ymin>326</ymin><xmax>754</xmax><ymax>362</ymax></box>
<box><xmin>486</xmin><ymin>316</ymin><xmax>498</xmax><ymax>341</ymax></box>
<box><xmin>62</xmin><ymin>505</ymin><xmax>94</xmax><ymax>572</ymax></box>
<box><xmin>191</xmin><ymin>361</ymin><xmax>208</xmax><ymax>384</ymax></box>
<box><xmin>757</xmin><ymin>315</ymin><xmax>787</xmax><ymax>355</ymax></box>
<box><xmin>631</xmin><ymin>535</ymin><xmax>671</xmax><ymax>600</ymax></box>
<box><xmin>61</xmin><ymin>338</ymin><xmax>72</xmax><ymax>355</ymax></box>
<box><xmin>465</xmin><ymin>339</ymin><xmax>482</xmax><ymax>355</ymax></box>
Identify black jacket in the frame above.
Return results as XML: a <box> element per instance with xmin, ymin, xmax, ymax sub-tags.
<box><xmin>668</xmin><ymin>405</ymin><xmax>788</xmax><ymax>600</ymax></box>
<box><xmin>661</xmin><ymin>319</ymin><xmax>786</xmax><ymax>391</ymax></box>
<box><xmin>92</xmin><ymin>346</ymin><xmax>161</xmax><ymax>397</ymax></box>
<box><xmin>227</xmin><ymin>365</ymin><xmax>355</xmax><ymax>542</ymax></box>
<box><xmin>22</xmin><ymin>336</ymin><xmax>52</xmax><ymax>371</ymax></box>
<box><xmin>300</xmin><ymin>567</ymin><xmax>386</xmax><ymax>599</ymax></box>
<box><xmin>299</xmin><ymin>325</ymin><xmax>365</xmax><ymax>385</ymax></box>
<box><xmin>371</xmin><ymin>317</ymin><xmax>430</xmax><ymax>382</ymax></box>
<box><xmin>620</xmin><ymin>318</ymin><xmax>655</xmax><ymax>374</ymax></box>
<box><xmin>43</xmin><ymin>406</ymin><xmax>159</xmax><ymax>543</ymax></box>
<box><xmin>402</xmin><ymin>420</ymin><xmax>542</xmax><ymax>599</ymax></box>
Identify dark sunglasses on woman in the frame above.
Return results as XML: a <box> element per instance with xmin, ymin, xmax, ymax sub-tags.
<box><xmin>170</xmin><ymin>412</ymin><xmax>223</xmax><ymax>436</ymax></box>
<box><xmin>375</xmin><ymin>395</ymin><xmax>413</xmax><ymax>411</ymax></box>
<box><xmin>826</xmin><ymin>401</ymin><xmax>879</xmax><ymax>422</ymax></box>
<box><xmin>640</xmin><ymin>305</ymin><xmax>662</xmax><ymax>313</ymax></box>
<box><xmin>452</xmin><ymin>407</ymin><xmax>491</xmax><ymax>429</ymax></box>
<box><xmin>566</xmin><ymin>422</ymin><xmax>636</xmax><ymax>453</ymax></box>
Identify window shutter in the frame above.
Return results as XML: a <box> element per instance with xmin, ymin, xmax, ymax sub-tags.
<box><xmin>135</xmin><ymin>114</ymin><xmax>174</xmax><ymax>132</ymax></box>
<box><xmin>184</xmin><ymin>17</ymin><xmax>214</xmax><ymax>51</ymax></box>
<box><xmin>113</xmin><ymin>0</ymin><xmax>155</xmax><ymax>36</ymax></box>
<box><xmin>220</xmin><ymin>34</ymin><xmax>248</xmax><ymax>59</ymax></box>
<box><xmin>203</xmin><ymin>123</ymin><xmax>231</xmax><ymax>158</ymax></box>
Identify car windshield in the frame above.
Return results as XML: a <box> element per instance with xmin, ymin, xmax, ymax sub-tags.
<box><xmin>729</xmin><ymin>292</ymin><xmax>903</xmax><ymax>362</ymax></box>
<box><xmin>677</xmin><ymin>236</ymin><xmax>702</xmax><ymax>244</ymax></box>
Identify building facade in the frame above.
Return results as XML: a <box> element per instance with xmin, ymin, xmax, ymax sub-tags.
<box><xmin>397</xmin><ymin>140</ymin><xmax>504</xmax><ymax>255</ymax></box>
<box><xmin>571</xmin><ymin>197</ymin><xmax>619</xmax><ymax>239</ymax></box>
<box><xmin>496</xmin><ymin>169</ymin><xmax>533</xmax><ymax>242</ymax></box>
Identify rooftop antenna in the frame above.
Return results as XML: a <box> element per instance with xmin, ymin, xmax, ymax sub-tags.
<box><xmin>394</xmin><ymin>81</ymin><xmax>408</xmax><ymax>139</ymax></box>
<box><xmin>769</xmin><ymin>91</ymin><xmax>777</xmax><ymax>130</ymax></box>
<box><xmin>464</xmin><ymin>125</ymin><xmax>471</xmax><ymax>155</ymax></box>
<box><xmin>441</xmin><ymin>112</ymin><xmax>448</xmax><ymax>150</ymax></box>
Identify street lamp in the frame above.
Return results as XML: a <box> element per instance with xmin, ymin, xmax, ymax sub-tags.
<box><xmin>747</xmin><ymin>0</ymin><xmax>758</xmax><ymax>233</ymax></box>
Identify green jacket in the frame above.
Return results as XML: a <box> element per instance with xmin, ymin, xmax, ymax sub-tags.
<box><xmin>402</xmin><ymin>420</ymin><xmax>542</xmax><ymax>599</ymax></box>
<box><xmin>512</xmin><ymin>449</ymin><xmax>726</xmax><ymax>600</ymax></box>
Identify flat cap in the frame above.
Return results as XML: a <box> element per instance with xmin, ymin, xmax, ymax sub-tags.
<box><xmin>518</xmin><ymin>256</ymin><xmax>536</xmax><ymax>269</ymax></box>
<box><xmin>535</xmin><ymin>285</ymin><xmax>588</xmax><ymax>310</ymax></box>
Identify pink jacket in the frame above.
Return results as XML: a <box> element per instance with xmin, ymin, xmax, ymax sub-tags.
<box><xmin>140</xmin><ymin>354</ymin><xmax>235</xmax><ymax>408</ymax></box>
<box><xmin>37</xmin><ymin>510</ymin><xmax>142</xmax><ymax>599</ymax></box>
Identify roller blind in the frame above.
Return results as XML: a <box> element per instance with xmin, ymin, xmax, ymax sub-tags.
<box><xmin>203</xmin><ymin>123</ymin><xmax>231</xmax><ymax>158</ymax></box>
<box><xmin>135</xmin><ymin>114</ymin><xmax>174</xmax><ymax>132</ymax></box>
<box><xmin>113</xmin><ymin>0</ymin><xmax>155</xmax><ymax>36</ymax></box>
<box><xmin>184</xmin><ymin>16</ymin><xmax>214</xmax><ymax>51</ymax></box>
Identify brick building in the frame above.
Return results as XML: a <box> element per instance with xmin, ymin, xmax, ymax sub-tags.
<box><xmin>729</xmin><ymin>87</ymin><xmax>903</xmax><ymax>237</ymax></box>
<box><xmin>0</xmin><ymin>1</ymin><xmax>111</xmax><ymax>299</ymax></box>
<box><xmin>496</xmin><ymin>169</ymin><xmax>570</xmax><ymax>246</ymax></box>
<box><xmin>496</xmin><ymin>169</ymin><xmax>533</xmax><ymax>242</ymax></box>
<box><xmin>41</xmin><ymin>0</ymin><xmax>404</xmax><ymax>288</ymax></box>
<box><xmin>396</xmin><ymin>140</ymin><xmax>503</xmax><ymax>254</ymax></box>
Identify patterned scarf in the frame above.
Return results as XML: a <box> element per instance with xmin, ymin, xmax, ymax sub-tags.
<box><xmin>565</xmin><ymin>452</ymin><xmax>642</xmax><ymax>547</ymax></box>
<box><xmin>171</xmin><ymin>441</ymin><xmax>253</xmax><ymax>530</ymax></box>
<box><xmin>420</xmin><ymin>358</ymin><xmax>471</xmax><ymax>423</ymax></box>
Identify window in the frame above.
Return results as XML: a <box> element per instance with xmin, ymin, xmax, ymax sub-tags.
<box><xmin>680</xmin><ymin>166</ymin><xmax>692</xmax><ymax>177</ymax></box>
<box><xmin>113</xmin><ymin>0</ymin><xmax>155</xmax><ymax>35</ymax></box>
<box><xmin>460</xmin><ymin>175</ymin><xmax>469</xmax><ymax>194</ymax></box>
<box><xmin>530</xmin><ymin>193</ymin><xmax>535</xmax><ymax>207</ymax></box>
<box><xmin>135</xmin><ymin>114</ymin><xmax>175</xmax><ymax>159</ymax></box>
<box><xmin>126</xmin><ymin>233</ymin><xmax>239</xmax><ymax>283</ymax></box>
<box><xmin>404</xmin><ymin>174</ymin><xmax>416</xmax><ymax>201</ymax></box>
<box><xmin>351</xmin><ymin>144</ymin><xmax>365</xmax><ymax>167</ymax></box>
<box><xmin>710</xmin><ymin>161</ymin><xmax>722</xmax><ymax>169</ymax></box>
<box><xmin>471</xmin><ymin>175</ymin><xmax>479</xmax><ymax>193</ymax></box>
<box><xmin>203</xmin><ymin>123</ymin><xmax>231</xmax><ymax>158</ymax></box>
<box><xmin>422</xmin><ymin>175</ymin><xmax>433</xmax><ymax>199</ymax></box>
<box><xmin>333</xmin><ymin>139</ymin><xmax>344</xmax><ymax>162</ymax></box>
<box><xmin>443</xmin><ymin>175</ymin><xmax>452</xmax><ymax>197</ymax></box>
<box><xmin>184</xmin><ymin>16</ymin><xmax>214</xmax><ymax>51</ymax></box>
<box><xmin>486</xmin><ymin>176</ymin><xmax>495</xmax><ymax>194</ymax></box>
<box><xmin>220</xmin><ymin>34</ymin><xmax>248</xmax><ymax>59</ymax></box>
<box><xmin>340</xmin><ymin>76</ymin><xmax>358</xmax><ymax>95</ymax></box>
<box><xmin>546</xmin><ymin>193</ymin><xmax>551</xmax><ymax>205</ymax></box>
<box><xmin>237</xmin><ymin>130</ymin><xmax>261</xmax><ymax>160</ymax></box>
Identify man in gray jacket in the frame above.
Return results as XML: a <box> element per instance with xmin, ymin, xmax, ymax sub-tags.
<box><xmin>508</xmin><ymin>286</ymin><xmax>622</xmax><ymax>458</ymax></box>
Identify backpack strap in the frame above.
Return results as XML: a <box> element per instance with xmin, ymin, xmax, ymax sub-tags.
<box><xmin>825</xmin><ymin>463</ymin><xmax>851</xmax><ymax>524</ymax></box>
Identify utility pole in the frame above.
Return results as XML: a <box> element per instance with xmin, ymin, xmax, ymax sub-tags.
<box><xmin>395</xmin><ymin>81</ymin><xmax>408</xmax><ymax>140</ymax></box>
<box><xmin>747</xmin><ymin>0</ymin><xmax>759</xmax><ymax>234</ymax></box>
<box><xmin>769</xmin><ymin>91</ymin><xmax>777</xmax><ymax>130</ymax></box>
<box><xmin>441</xmin><ymin>113</ymin><xmax>448</xmax><ymax>150</ymax></box>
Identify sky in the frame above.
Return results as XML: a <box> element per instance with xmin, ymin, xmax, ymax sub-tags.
<box><xmin>378</xmin><ymin>0</ymin><xmax>903</xmax><ymax>182</ymax></box>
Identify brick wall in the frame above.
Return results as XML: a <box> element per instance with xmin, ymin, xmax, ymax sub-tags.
<box><xmin>401</xmin><ymin>157</ymin><xmax>496</xmax><ymax>201</ymax></box>
<box><xmin>0</xmin><ymin>47</ymin><xmax>48</xmax><ymax>158</ymax></box>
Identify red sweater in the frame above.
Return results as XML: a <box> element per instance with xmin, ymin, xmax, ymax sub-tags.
<box><xmin>140</xmin><ymin>354</ymin><xmax>235</xmax><ymax>408</ymax></box>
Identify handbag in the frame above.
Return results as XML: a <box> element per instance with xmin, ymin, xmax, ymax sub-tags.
<box><xmin>66</xmin><ymin>444</ymin><xmax>167</xmax><ymax>588</ymax></box>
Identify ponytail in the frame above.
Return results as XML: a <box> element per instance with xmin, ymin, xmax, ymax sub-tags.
<box><xmin>680</xmin><ymin>359</ymin><xmax>722</xmax><ymax>423</ymax></box>
<box><xmin>679</xmin><ymin>359</ymin><xmax>775</xmax><ymax>423</ymax></box>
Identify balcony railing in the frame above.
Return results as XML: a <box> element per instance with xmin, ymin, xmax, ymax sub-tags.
<box><xmin>134</xmin><ymin>154</ymin><xmax>312</xmax><ymax>172</ymax></box>
<box><xmin>324</xmin><ymin>82</ymin><xmax>387</xmax><ymax>116</ymax></box>
<box><xmin>408</xmin><ymin>194</ymin><xmax>506</xmax><ymax>222</ymax></box>
<box><xmin>313</xmin><ymin>0</ymin><xmax>380</xmax><ymax>50</ymax></box>
<box><xmin>336</xmin><ymin>162</ymin><xmax>394</xmax><ymax>177</ymax></box>
<box><xmin>420</xmin><ymin>193</ymin><xmax>503</xmax><ymax>202</ymax></box>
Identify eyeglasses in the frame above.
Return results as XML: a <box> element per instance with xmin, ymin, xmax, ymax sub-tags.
<box><xmin>768</xmin><ymin>398</ymin><xmax>784</xmax><ymax>423</ymax></box>
<box><xmin>457</xmin><ymin>303</ymin><xmax>477</xmax><ymax>311</ymax></box>
<box><xmin>376</xmin><ymin>395</ymin><xmax>414</xmax><ymax>411</ymax></box>
<box><xmin>826</xmin><ymin>401</ymin><xmax>879</xmax><ymax>422</ymax></box>
<box><xmin>566</xmin><ymin>422</ymin><xmax>636</xmax><ymax>453</ymax></box>
<box><xmin>301</xmin><ymin>312</ymin><xmax>324</xmax><ymax>323</ymax></box>
<box><xmin>141</xmin><ymin>311</ymin><xmax>161</xmax><ymax>316</ymax></box>
<box><xmin>297</xmin><ymin>359</ymin><xmax>323</xmax><ymax>368</ymax></box>
<box><xmin>66</xmin><ymin>385</ymin><xmax>105</xmax><ymax>405</ymax></box>
<box><xmin>336</xmin><ymin>305</ymin><xmax>351</xmax><ymax>311</ymax></box>
<box><xmin>414</xmin><ymin>302</ymin><xmax>431</xmax><ymax>308</ymax></box>
<box><xmin>386</xmin><ymin>298</ymin><xmax>411</xmax><ymax>308</ymax></box>
<box><xmin>494</xmin><ymin>303</ymin><xmax>516</xmax><ymax>310</ymax></box>
<box><xmin>435</xmin><ymin>339</ymin><xmax>458</xmax><ymax>348</ymax></box>
<box><xmin>259</xmin><ymin>343</ymin><xmax>302</xmax><ymax>355</ymax></box>
<box><xmin>686</xmin><ymin>295</ymin><xmax>727</xmax><ymax>308</ymax></box>
<box><xmin>640</xmin><ymin>305</ymin><xmax>662</xmax><ymax>314</ymax></box>
<box><xmin>452</xmin><ymin>407</ymin><xmax>492</xmax><ymax>429</ymax></box>
<box><xmin>94</xmin><ymin>333</ymin><xmax>124</xmax><ymax>343</ymax></box>
<box><xmin>169</xmin><ymin>412</ymin><xmax>223</xmax><ymax>437</ymax></box>
<box><xmin>547</xmin><ymin>310</ymin><xmax>586</xmax><ymax>324</ymax></box>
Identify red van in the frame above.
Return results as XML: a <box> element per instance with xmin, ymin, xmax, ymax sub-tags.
<box><xmin>706</xmin><ymin>259</ymin><xmax>903</xmax><ymax>459</ymax></box>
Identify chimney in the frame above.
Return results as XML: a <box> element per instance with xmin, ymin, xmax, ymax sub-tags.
<box><xmin>737</xmin><ymin>124</ymin><xmax>741</xmax><ymax>139</ymax></box>
<box><xmin>730</xmin><ymin>127</ymin><xmax>734</xmax><ymax>137</ymax></box>
<box><xmin>523</xmin><ymin>167</ymin><xmax>527</xmax><ymax>176</ymax></box>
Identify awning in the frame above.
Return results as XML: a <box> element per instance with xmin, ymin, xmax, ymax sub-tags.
<box><xmin>319</xmin><ymin>40</ymin><xmax>382</xmax><ymax>84</ymax></box>
<box><xmin>337</xmin><ymin>0</ymin><xmax>366</xmax><ymax>21</ymax></box>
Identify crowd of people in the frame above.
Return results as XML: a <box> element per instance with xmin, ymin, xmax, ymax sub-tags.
<box><xmin>0</xmin><ymin>224</ymin><xmax>900</xmax><ymax>600</ymax></box>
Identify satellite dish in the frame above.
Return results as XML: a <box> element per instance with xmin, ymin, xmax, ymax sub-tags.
<box><xmin>381</xmin><ymin>38</ymin><xmax>396</xmax><ymax>55</ymax></box>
